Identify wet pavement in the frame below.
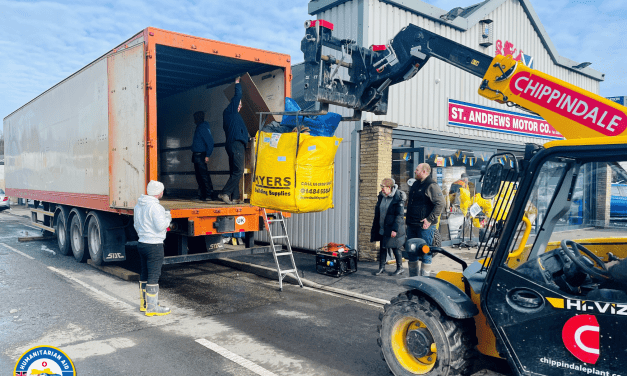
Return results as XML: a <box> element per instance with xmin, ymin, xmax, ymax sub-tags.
<box><xmin>2</xmin><ymin>204</ymin><xmax>509</xmax><ymax>376</ymax></box>
<box><xmin>5</xmin><ymin>204</ymin><xmax>481</xmax><ymax>304</ymax></box>
<box><xmin>222</xmin><ymin>246</ymin><xmax>478</xmax><ymax>303</ymax></box>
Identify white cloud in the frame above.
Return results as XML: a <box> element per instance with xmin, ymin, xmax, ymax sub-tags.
<box><xmin>0</xmin><ymin>0</ymin><xmax>309</xmax><ymax>124</ymax></box>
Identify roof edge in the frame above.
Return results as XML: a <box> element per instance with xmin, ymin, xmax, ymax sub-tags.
<box><xmin>308</xmin><ymin>0</ymin><xmax>604</xmax><ymax>82</ymax></box>
<box><xmin>308</xmin><ymin>0</ymin><xmax>352</xmax><ymax>15</ymax></box>
<box><xmin>517</xmin><ymin>0</ymin><xmax>604</xmax><ymax>81</ymax></box>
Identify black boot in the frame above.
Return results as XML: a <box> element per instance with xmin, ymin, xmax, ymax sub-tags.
<box><xmin>391</xmin><ymin>248</ymin><xmax>404</xmax><ymax>276</ymax></box>
<box><xmin>408</xmin><ymin>261</ymin><xmax>419</xmax><ymax>277</ymax></box>
<box><xmin>374</xmin><ymin>247</ymin><xmax>387</xmax><ymax>275</ymax></box>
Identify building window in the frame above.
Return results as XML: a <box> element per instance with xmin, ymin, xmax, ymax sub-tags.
<box><xmin>392</xmin><ymin>139</ymin><xmax>412</xmax><ymax>148</ymax></box>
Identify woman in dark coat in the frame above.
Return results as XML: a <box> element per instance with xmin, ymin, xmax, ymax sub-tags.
<box><xmin>370</xmin><ymin>178</ymin><xmax>407</xmax><ymax>275</ymax></box>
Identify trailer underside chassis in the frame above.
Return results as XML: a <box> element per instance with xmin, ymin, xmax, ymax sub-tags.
<box><xmin>32</xmin><ymin>202</ymin><xmax>272</xmax><ymax>266</ymax></box>
<box><xmin>183</xmin><ymin>214</ymin><xmax>262</xmax><ymax>236</ymax></box>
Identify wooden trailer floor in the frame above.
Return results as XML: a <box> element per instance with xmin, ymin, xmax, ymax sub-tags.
<box><xmin>159</xmin><ymin>198</ymin><xmax>252</xmax><ymax>211</ymax></box>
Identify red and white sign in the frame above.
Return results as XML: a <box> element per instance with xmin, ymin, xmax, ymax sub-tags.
<box><xmin>510</xmin><ymin>71</ymin><xmax>627</xmax><ymax>136</ymax></box>
<box><xmin>562</xmin><ymin>315</ymin><xmax>600</xmax><ymax>364</ymax></box>
<box><xmin>448</xmin><ymin>99</ymin><xmax>563</xmax><ymax>140</ymax></box>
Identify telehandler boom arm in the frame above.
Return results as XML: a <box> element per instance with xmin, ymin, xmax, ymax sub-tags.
<box><xmin>301</xmin><ymin>21</ymin><xmax>627</xmax><ymax>139</ymax></box>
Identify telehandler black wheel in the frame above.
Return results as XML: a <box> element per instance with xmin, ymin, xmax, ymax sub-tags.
<box><xmin>378</xmin><ymin>291</ymin><xmax>476</xmax><ymax>376</ymax></box>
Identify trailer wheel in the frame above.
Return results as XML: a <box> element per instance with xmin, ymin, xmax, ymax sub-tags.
<box><xmin>70</xmin><ymin>215</ymin><xmax>89</xmax><ymax>263</ymax></box>
<box><xmin>55</xmin><ymin>210</ymin><xmax>71</xmax><ymax>256</ymax></box>
<box><xmin>87</xmin><ymin>214</ymin><xmax>104</xmax><ymax>266</ymax></box>
<box><xmin>378</xmin><ymin>291</ymin><xmax>475</xmax><ymax>376</ymax></box>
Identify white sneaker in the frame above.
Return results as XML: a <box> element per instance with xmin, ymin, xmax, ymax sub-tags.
<box><xmin>218</xmin><ymin>194</ymin><xmax>232</xmax><ymax>204</ymax></box>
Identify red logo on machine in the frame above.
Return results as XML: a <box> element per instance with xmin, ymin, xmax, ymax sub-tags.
<box><xmin>562</xmin><ymin>315</ymin><xmax>600</xmax><ymax>364</ymax></box>
<box><xmin>510</xmin><ymin>71</ymin><xmax>626</xmax><ymax>136</ymax></box>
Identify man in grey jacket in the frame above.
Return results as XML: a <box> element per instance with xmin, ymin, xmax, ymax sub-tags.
<box><xmin>134</xmin><ymin>180</ymin><xmax>172</xmax><ymax>316</ymax></box>
<box><xmin>371</xmin><ymin>178</ymin><xmax>407</xmax><ymax>276</ymax></box>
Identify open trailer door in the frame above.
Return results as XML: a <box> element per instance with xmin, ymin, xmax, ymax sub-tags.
<box><xmin>107</xmin><ymin>43</ymin><xmax>146</xmax><ymax>209</ymax></box>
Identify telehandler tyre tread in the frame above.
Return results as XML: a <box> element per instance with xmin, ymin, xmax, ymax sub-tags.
<box><xmin>378</xmin><ymin>291</ymin><xmax>477</xmax><ymax>376</ymax></box>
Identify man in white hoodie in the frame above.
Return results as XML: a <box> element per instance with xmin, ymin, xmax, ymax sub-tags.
<box><xmin>134</xmin><ymin>180</ymin><xmax>172</xmax><ymax>316</ymax></box>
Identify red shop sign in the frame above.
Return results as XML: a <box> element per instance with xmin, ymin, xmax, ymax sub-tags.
<box><xmin>448</xmin><ymin>99</ymin><xmax>563</xmax><ymax>140</ymax></box>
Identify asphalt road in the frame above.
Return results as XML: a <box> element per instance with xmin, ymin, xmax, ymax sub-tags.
<box><xmin>0</xmin><ymin>210</ymin><xmax>392</xmax><ymax>376</ymax></box>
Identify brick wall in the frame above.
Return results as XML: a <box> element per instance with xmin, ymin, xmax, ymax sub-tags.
<box><xmin>358</xmin><ymin>121</ymin><xmax>397</xmax><ymax>261</ymax></box>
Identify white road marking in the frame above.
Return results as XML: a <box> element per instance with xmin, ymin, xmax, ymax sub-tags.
<box><xmin>47</xmin><ymin>266</ymin><xmax>135</xmax><ymax>310</ymax></box>
<box><xmin>195</xmin><ymin>338</ymin><xmax>279</xmax><ymax>376</ymax></box>
<box><xmin>0</xmin><ymin>242</ymin><xmax>35</xmax><ymax>259</ymax></box>
<box><xmin>62</xmin><ymin>337</ymin><xmax>136</xmax><ymax>361</ymax></box>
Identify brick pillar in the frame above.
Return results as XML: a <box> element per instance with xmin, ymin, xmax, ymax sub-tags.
<box><xmin>596</xmin><ymin>163</ymin><xmax>611</xmax><ymax>227</ymax></box>
<box><xmin>358</xmin><ymin>121</ymin><xmax>397</xmax><ymax>261</ymax></box>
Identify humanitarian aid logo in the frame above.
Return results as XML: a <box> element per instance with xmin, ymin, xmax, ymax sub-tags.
<box><xmin>562</xmin><ymin>315</ymin><xmax>600</xmax><ymax>364</ymax></box>
<box><xmin>14</xmin><ymin>346</ymin><xmax>76</xmax><ymax>376</ymax></box>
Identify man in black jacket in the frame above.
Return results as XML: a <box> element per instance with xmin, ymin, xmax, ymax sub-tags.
<box><xmin>219</xmin><ymin>76</ymin><xmax>250</xmax><ymax>204</ymax></box>
<box><xmin>406</xmin><ymin>163</ymin><xmax>445</xmax><ymax>276</ymax></box>
<box><xmin>190</xmin><ymin>111</ymin><xmax>214</xmax><ymax>201</ymax></box>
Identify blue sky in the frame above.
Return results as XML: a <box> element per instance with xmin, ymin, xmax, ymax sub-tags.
<box><xmin>1</xmin><ymin>0</ymin><xmax>626</xmax><ymax>135</ymax></box>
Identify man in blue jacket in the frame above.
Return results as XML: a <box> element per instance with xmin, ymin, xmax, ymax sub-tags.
<box><xmin>191</xmin><ymin>111</ymin><xmax>214</xmax><ymax>201</ymax></box>
<box><xmin>219</xmin><ymin>76</ymin><xmax>250</xmax><ymax>204</ymax></box>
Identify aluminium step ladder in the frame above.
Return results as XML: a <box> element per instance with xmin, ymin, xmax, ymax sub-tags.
<box><xmin>262</xmin><ymin>209</ymin><xmax>303</xmax><ymax>291</ymax></box>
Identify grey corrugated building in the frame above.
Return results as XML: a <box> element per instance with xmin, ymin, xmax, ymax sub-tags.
<box><xmin>280</xmin><ymin>0</ymin><xmax>604</xmax><ymax>260</ymax></box>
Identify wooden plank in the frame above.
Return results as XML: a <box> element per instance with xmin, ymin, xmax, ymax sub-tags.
<box><xmin>87</xmin><ymin>260</ymin><xmax>139</xmax><ymax>281</ymax></box>
<box><xmin>18</xmin><ymin>236</ymin><xmax>56</xmax><ymax>242</ymax></box>
<box><xmin>243</xmin><ymin>140</ymin><xmax>254</xmax><ymax>200</ymax></box>
<box><xmin>224</xmin><ymin>73</ymin><xmax>277</xmax><ymax>137</ymax></box>
<box><xmin>28</xmin><ymin>221</ymin><xmax>56</xmax><ymax>233</ymax></box>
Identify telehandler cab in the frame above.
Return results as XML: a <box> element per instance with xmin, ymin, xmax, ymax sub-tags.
<box><xmin>301</xmin><ymin>20</ymin><xmax>627</xmax><ymax>376</ymax></box>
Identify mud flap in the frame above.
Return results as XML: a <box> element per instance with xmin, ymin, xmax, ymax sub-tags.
<box><xmin>101</xmin><ymin>217</ymin><xmax>127</xmax><ymax>262</ymax></box>
<box><xmin>397</xmin><ymin>277</ymin><xmax>478</xmax><ymax>319</ymax></box>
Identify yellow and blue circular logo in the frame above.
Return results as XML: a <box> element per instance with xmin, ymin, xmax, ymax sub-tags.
<box><xmin>13</xmin><ymin>346</ymin><xmax>76</xmax><ymax>376</ymax></box>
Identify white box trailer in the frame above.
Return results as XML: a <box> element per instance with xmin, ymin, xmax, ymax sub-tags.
<box><xmin>4</xmin><ymin>27</ymin><xmax>292</xmax><ymax>265</ymax></box>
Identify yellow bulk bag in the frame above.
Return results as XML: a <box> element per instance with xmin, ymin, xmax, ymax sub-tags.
<box><xmin>251</xmin><ymin>131</ymin><xmax>342</xmax><ymax>213</ymax></box>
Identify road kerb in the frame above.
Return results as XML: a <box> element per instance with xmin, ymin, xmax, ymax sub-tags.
<box><xmin>213</xmin><ymin>258</ymin><xmax>389</xmax><ymax>306</ymax></box>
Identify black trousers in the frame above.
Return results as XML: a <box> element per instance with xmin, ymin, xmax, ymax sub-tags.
<box><xmin>137</xmin><ymin>242</ymin><xmax>165</xmax><ymax>284</ymax></box>
<box><xmin>222</xmin><ymin>141</ymin><xmax>245</xmax><ymax>200</ymax></box>
<box><xmin>192</xmin><ymin>152</ymin><xmax>213</xmax><ymax>199</ymax></box>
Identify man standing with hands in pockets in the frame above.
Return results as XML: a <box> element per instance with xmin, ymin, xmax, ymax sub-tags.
<box><xmin>405</xmin><ymin>163</ymin><xmax>445</xmax><ymax>276</ymax></box>
<box><xmin>191</xmin><ymin>110</ymin><xmax>214</xmax><ymax>201</ymax></box>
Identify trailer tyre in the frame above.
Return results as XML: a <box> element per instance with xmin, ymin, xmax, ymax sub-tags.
<box><xmin>378</xmin><ymin>291</ymin><xmax>476</xmax><ymax>376</ymax></box>
<box><xmin>70</xmin><ymin>215</ymin><xmax>89</xmax><ymax>263</ymax></box>
<box><xmin>87</xmin><ymin>214</ymin><xmax>104</xmax><ymax>266</ymax></box>
<box><xmin>55</xmin><ymin>210</ymin><xmax>71</xmax><ymax>256</ymax></box>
